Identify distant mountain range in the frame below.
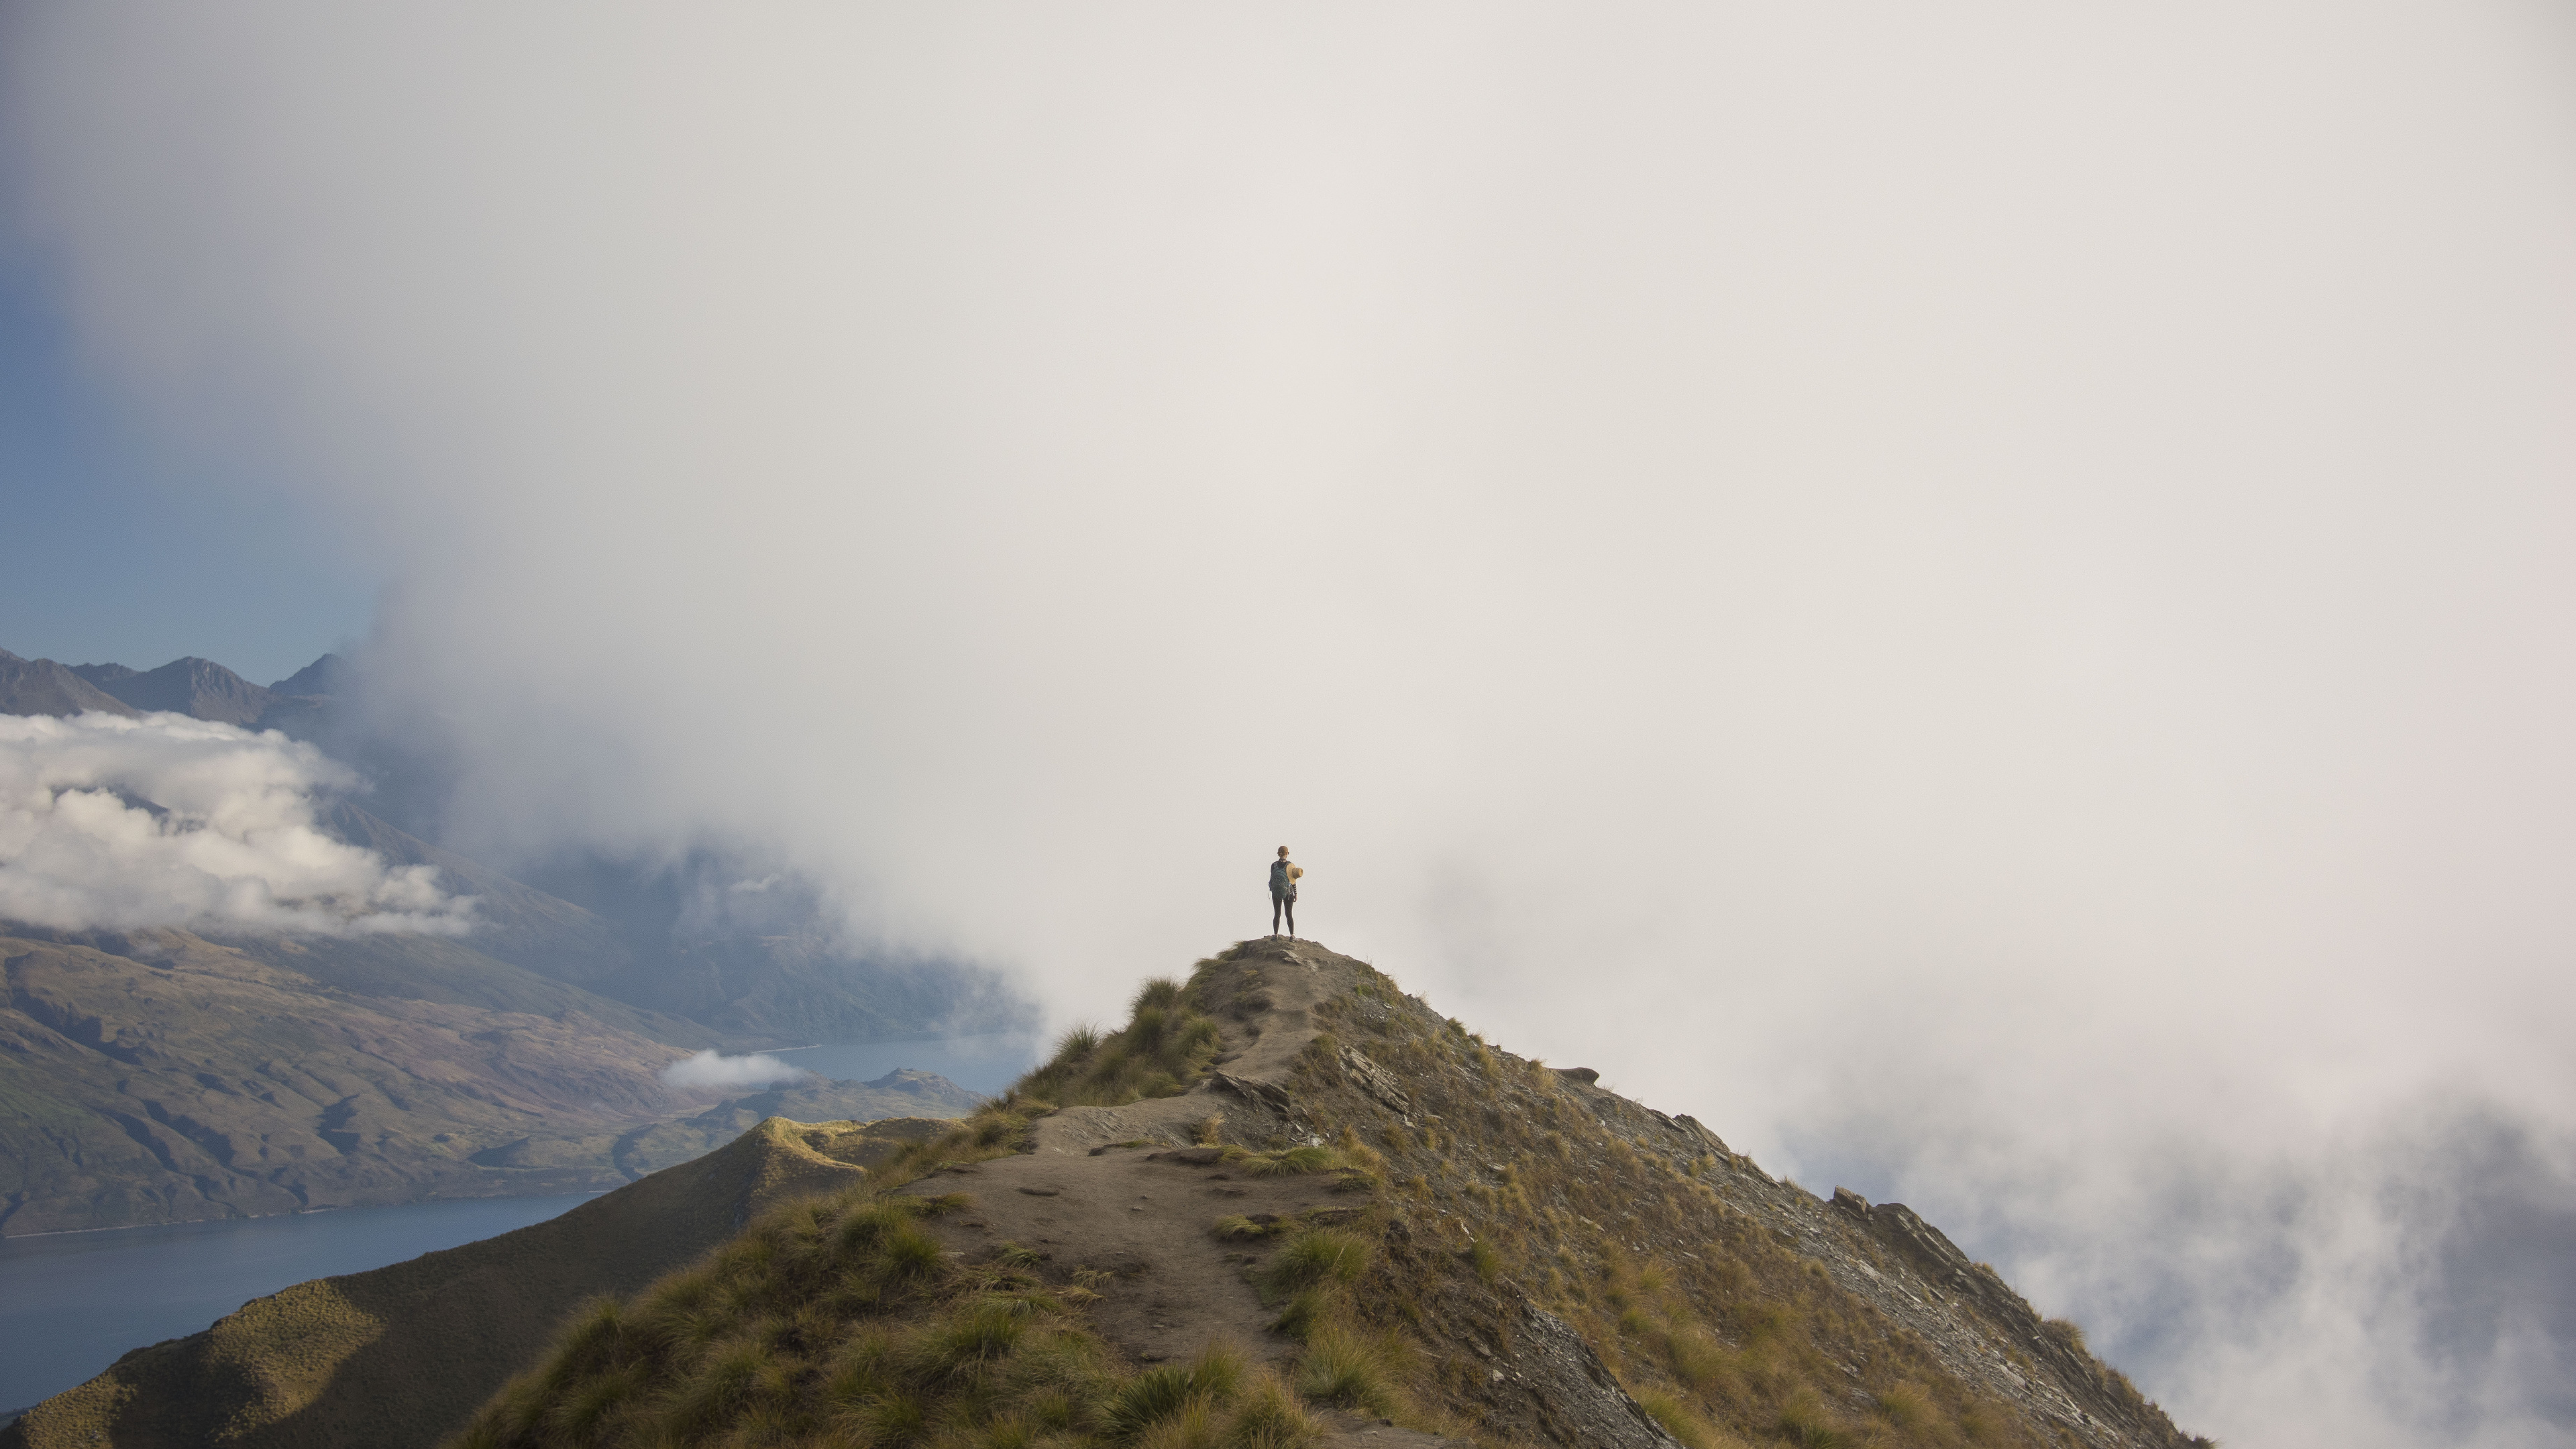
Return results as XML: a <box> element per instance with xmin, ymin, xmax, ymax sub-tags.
<box><xmin>0</xmin><ymin>641</ymin><xmax>1029</xmax><ymax>1046</ymax></box>
<box><xmin>0</xmin><ymin>646</ymin><xmax>338</xmax><ymax>729</ymax></box>
<box><xmin>1</xmin><ymin>913</ymin><xmax>983</xmax><ymax>1234</ymax></box>
<box><xmin>0</xmin><ymin>641</ymin><xmax>1032</xmax><ymax>1232</ymax></box>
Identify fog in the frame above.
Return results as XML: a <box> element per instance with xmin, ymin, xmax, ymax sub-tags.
<box><xmin>7</xmin><ymin>3</ymin><xmax>2574</xmax><ymax>1441</ymax></box>
<box><xmin>0</xmin><ymin>712</ymin><xmax>472</xmax><ymax>933</ymax></box>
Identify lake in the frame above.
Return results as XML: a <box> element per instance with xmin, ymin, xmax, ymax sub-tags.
<box><xmin>0</xmin><ymin>1034</ymin><xmax>1040</xmax><ymax>1421</ymax></box>
<box><xmin>0</xmin><ymin>1191</ymin><xmax>593</xmax><ymax>1420</ymax></box>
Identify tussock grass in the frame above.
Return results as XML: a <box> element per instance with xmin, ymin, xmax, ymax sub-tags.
<box><xmin>1635</xmin><ymin>1387</ymin><xmax>1742</xmax><ymax>1449</ymax></box>
<box><xmin>1211</xmin><ymin>1215</ymin><xmax>1287</xmax><ymax>1242</ymax></box>
<box><xmin>1292</xmin><ymin>1326</ymin><xmax>1407</xmax><ymax>1418</ymax></box>
<box><xmin>1105</xmin><ymin>1343</ymin><xmax>1246</xmax><ymax>1437</ymax></box>
<box><xmin>1873</xmin><ymin>1380</ymin><xmax>1937</xmax><ymax>1433</ymax></box>
<box><xmin>1287</xmin><ymin>964</ymin><xmax>2098</xmax><ymax>1449</ymax></box>
<box><xmin>1777</xmin><ymin>1386</ymin><xmax>1845</xmax><ymax>1447</ymax></box>
<box><xmin>1464</xmin><ymin>1237</ymin><xmax>1502</xmax><ymax>1283</ymax></box>
<box><xmin>1238</xmin><ymin>1145</ymin><xmax>1337</xmax><ymax>1177</ymax></box>
<box><xmin>453</xmin><ymin>1178</ymin><xmax>1129</xmax><ymax>1448</ymax></box>
<box><xmin>1257</xmin><ymin>1230</ymin><xmax>1371</xmax><ymax>1299</ymax></box>
<box><xmin>1014</xmin><ymin>977</ymin><xmax>1228</xmax><ymax>1108</ymax></box>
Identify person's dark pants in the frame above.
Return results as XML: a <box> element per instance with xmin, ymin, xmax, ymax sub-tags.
<box><xmin>1272</xmin><ymin>890</ymin><xmax>1295</xmax><ymax>937</ymax></box>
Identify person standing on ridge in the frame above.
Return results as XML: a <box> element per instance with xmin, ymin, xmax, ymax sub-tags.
<box><xmin>1269</xmin><ymin>846</ymin><xmax>1303</xmax><ymax>938</ymax></box>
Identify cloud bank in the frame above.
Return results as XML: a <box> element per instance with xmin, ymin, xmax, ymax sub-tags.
<box><xmin>658</xmin><ymin>1049</ymin><xmax>814</xmax><ymax>1095</ymax></box>
<box><xmin>0</xmin><ymin>712</ymin><xmax>472</xmax><ymax>934</ymax></box>
<box><xmin>7</xmin><ymin>3</ymin><xmax>2575</xmax><ymax>1442</ymax></box>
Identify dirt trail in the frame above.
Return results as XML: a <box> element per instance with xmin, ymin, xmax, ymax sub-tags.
<box><xmin>898</xmin><ymin>938</ymin><xmax>1460</xmax><ymax>1446</ymax></box>
<box><xmin>909</xmin><ymin>1146</ymin><xmax>1351</xmax><ymax>1367</ymax></box>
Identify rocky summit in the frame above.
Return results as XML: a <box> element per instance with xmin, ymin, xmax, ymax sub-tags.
<box><xmin>9</xmin><ymin>936</ymin><xmax>2206</xmax><ymax>1449</ymax></box>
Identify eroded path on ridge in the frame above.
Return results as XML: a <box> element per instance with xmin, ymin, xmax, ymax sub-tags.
<box><xmin>905</xmin><ymin>1146</ymin><xmax>1354</xmax><ymax>1366</ymax></box>
<box><xmin>896</xmin><ymin>936</ymin><xmax>1363</xmax><ymax>1367</ymax></box>
<box><xmin>896</xmin><ymin>939</ymin><xmax>1465</xmax><ymax>1446</ymax></box>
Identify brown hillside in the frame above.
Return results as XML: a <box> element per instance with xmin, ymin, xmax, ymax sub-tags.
<box><xmin>0</xmin><ymin>930</ymin><xmax>698</xmax><ymax>1234</ymax></box>
<box><xmin>435</xmin><ymin>938</ymin><xmax>2208</xmax><ymax>1449</ymax></box>
<box><xmin>0</xmin><ymin>1115</ymin><xmax>955</xmax><ymax>1449</ymax></box>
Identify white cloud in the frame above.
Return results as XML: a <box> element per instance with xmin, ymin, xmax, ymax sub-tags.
<box><xmin>658</xmin><ymin>1049</ymin><xmax>812</xmax><ymax>1094</ymax></box>
<box><xmin>0</xmin><ymin>712</ymin><xmax>474</xmax><ymax>934</ymax></box>
<box><xmin>7</xmin><ymin>4</ymin><xmax>2576</xmax><ymax>1440</ymax></box>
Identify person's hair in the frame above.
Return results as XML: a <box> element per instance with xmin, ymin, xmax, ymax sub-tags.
<box><xmin>1278</xmin><ymin>845</ymin><xmax>1290</xmax><ymax>855</ymax></box>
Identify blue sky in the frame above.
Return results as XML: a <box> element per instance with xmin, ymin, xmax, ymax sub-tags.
<box><xmin>0</xmin><ymin>256</ymin><xmax>374</xmax><ymax>686</ymax></box>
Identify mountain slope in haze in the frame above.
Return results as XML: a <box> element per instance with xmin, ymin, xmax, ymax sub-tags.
<box><xmin>458</xmin><ymin>1070</ymin><xmax>985</xmax><ymax>1180</ymax></box>
<box><xmin>36</xmin><ymin>936</ymin><xmax>2180</xmax><ymax>1449</ymax></box>
<box><xmin>0</xmin><ymin>1114</ymin><xmax>959</xmax><ymax>1449</ymax></box>
<box><xmin>0</xmin><ymin>650</ymin><xmax>138</xmax><ymax>719</ymax></box>
<box><xmin>313</xmin><ymin>802</ymin><xmax>635</xmax><ymax>988</ymax></box>
<box><xmin>3</xmin><ymin>641</ymin><xmax>1036</xmax><ymax>1050</ymax></box>
<box><xmin>72</xmin><ymin>656</ymin><xmax>300</xmax><ymax>727</ymax></box>
<box><xmin>266</xmin><ymin>653</ymin><xmax>346</xmax><ymax>698</ymax></box>
<box><xmin>0</xmin><ymin>928</ymin><xmax>698</xmax><ymax>1234</ymax></box>
<box><xmin>0</xmin><ymin>921</ymin><xmax>986</xmax><ymax>1235</ymax></box>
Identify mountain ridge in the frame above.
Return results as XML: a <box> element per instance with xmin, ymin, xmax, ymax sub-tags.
<box><xmin>8</xmin><ymin>937</ymin><xmax>2206</xmax><ymax>1449</ymax></box>
<box><xmin>0</xmin><ymin>651</ymin><xmax>138</xmax><ymax>719</ymax></box>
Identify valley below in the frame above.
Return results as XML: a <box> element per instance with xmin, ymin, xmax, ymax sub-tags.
<box><xmin>0</xmin><ymin>926</ymin><xmax>987</xmax><ymax>1236</ymax></box>
<box><xmin>1</xmin><ymin>640</ymin><xmax>1029</xmax><ymax>1236</ymax></box>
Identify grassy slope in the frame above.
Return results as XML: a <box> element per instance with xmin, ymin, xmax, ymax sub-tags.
<box><xmin>0</xmin><ymin>1116</ymin><xmax>958</xmax><ymax>1449</ymax></box>
<box><xmin>1279</xmin><ymin>963</ymin><xmax>2201</xmax><ymax>1449</ymax></box>
<box><xmin>443</xmin><ymin>973</ymin><xmax>1327</xmax><ymax>1449</ymax></box>
<box><xmin>428</xmin><ymin>943</ymin><xmax>2202</xmax><ymax>1449</ymax></box>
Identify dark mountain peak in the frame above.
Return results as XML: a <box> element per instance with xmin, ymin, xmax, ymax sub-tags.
<box><xmin>268</xmin><ymin>653</ymin><xmax>347</xmax><ymax>697</ymax></box>
<box><xmin>94</xmin><ymin>656</ymin><xmax>275</xmax><ymax>727</ymax></box>
<box><xmin>66</xmin><ymin>662</ymin><xmax>138</xmax><ymax>687</ymax></box>
<box><xmin>0</xmin><ymin>653</ymin><xmax>141</xmax><ymax>719</ymax></box>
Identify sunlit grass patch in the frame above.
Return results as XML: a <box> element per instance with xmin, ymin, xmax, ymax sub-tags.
<box><xmin>1293</xmin><ymin>1325</ymin><xmax>1409</xmax><ymax>1419</ymax></box>
<box><xmin>1258</xmin><ymin>1230</ymin><xmax>1371</xmax><ymax>1299</ymax></box>
<box><xmin>1240</xmin><ymin>1145</ymin><xmax>1338</xmax><ymax>1177</ymax></box>
<box><xmin>1212</xmin><ymin>1214</ymin><xmax>1287</xmax><ymax>1242</ymax></box>
<box><xmin>1013</xmin><ymin>977</ymin><xmax>1230</xmax><ymax>1108</ymax></box>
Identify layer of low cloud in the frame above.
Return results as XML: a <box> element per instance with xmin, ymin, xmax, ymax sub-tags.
<box><xmin>659</xmin><ymin>1050</ymin><xmax>813</xmax><ymax>1095</ymax></box>
<box><xmin>6</xmin><ymin>5</ymin><xmax>2573</xmax><ymax>1442</ymax></box>
<box><xmin>0</xmin><ymin>712</ymin><xmax>473</xmax><ymax>934</ymax></box>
